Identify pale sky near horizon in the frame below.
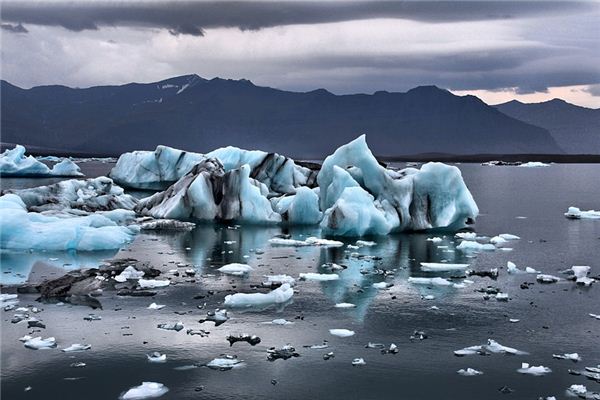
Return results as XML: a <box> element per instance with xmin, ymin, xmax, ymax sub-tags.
<box><xmin>1</xmin><ymin>1</ymin><xmax>599</xmax><ymax>108</ymax></box>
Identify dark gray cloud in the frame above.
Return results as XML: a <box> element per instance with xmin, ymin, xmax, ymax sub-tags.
<box><xmin>1</xmin><ymin>1</ymin><xmax>595</xmax><ymax>34</ymax></box>
<box><xmin>1</xmin><ymin>22</ymin><xmax>28</xmax><ymax>33</ymax></box>
<box><xmin>583</xmin><ymin>84</ymin><xmax>600</xmax><ymax>97</ymax></box>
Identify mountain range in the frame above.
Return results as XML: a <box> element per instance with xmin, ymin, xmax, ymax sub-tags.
<box><xmin>1</xmin><ymin>74</ymin><xmax>598</xmax><ymax>157</ymax></box>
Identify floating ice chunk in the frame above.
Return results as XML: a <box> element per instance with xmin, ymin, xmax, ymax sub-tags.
<box><xmin>224</xmin><ymin>283</ymin><xmax>293</xmax><ymax>308</ymax></box>
<box><xmin>18</xmin><ymin>335</ymin><xmax>33</xmax><ymax>342</ymax></box>
<box><xmin>0</xmin><ymin>293</ymin><xmax>18</xmax><ymax>307</ymax></box>
<box><xmin>267</xmin><ymin>319</ymin><xmax>294</xmax><ymax>325</ymax></box>
<box><xmin>335</xmin><ymin>303</ymin><xmax>357</xmax><ymax>308</ymax></box>
<box><xmin>356</xmin><ymin>240</ymin><xmax>376</xmax><ymax>247</ymax></box>
<box><xmin>329</xmin><ymin>329</ymin><xmax>355</xmax><ymax>338</ymax></box>
<box><xmin>499</xmin><ymin>233</ymin><xmax>520</xmax><ymax>240</ymax></box>
<box><xmin>517</xmin><ymin>362</ymin><xmax>552</xmax><ymax>376</ymax></box>
<box><xmin>508</xmin><ymin>262</ymin><xmax>539</xmax><ymax>274</ymax></box>
<box><xmin>218</xmin><ymin>263</ymin><xmax>253</xmax><ymax>276</ymax></box>
<box><xmin>299</xmin><ymin>273</ymin><xmax>339</xmax><ymax>281</ymax></box>
<box><xmin>157</xmin><ymin>322</ymin><xmax>183</xmax><ymax>332</ymax></box>
<box><xmin>490</xmin><ymin>236</ymin><xmax>507</xmax><ymax>245</ymax></box>
<box><xmin>456</xmin><ymin>232</ymin><xmax>477</xmax><ymax>240</ymax></box>
<box><xmin>589</xmin><ymin>313</ymin><xmax>600</xmax><ymax>320</ymax></box>
<box><xmin>138</xmin><ymin>279</ymin><xmax>170</xmax><ymax>289</ymax></box>
<box><xmin>518</xmin><ymin>161</ymin><xmax>550</xmax><ymax>168</ymax></box>
<box><xmin>495</xmin><ymin>293</ymin><xmax>509</xmax><ymax>301</ymax></box>
<box><xmin>570</xmin><ymin>266</ymin><xmax>595</xmax><ymax>286</ymax></box>
<box><xmin>120</xmin><ymin>382</ymin><xmax>169</xmax><ymax>399</ymax></box>
<box><xmin>0</xmin><ymin>145</ymin><xmax>83</xmax><ymax>177</ymax></box>
<box><xmin>372</xmin><ymin>282</ymin><xmax>392</xmax><ymax>289</ymax></box>
<box><xmin>271</xmin><ymin>186</ymin><xmax>322</xmax><ymax>225</ymax></box>
<box><xmin>408</xmin><ymin>277</ymin><xmax>454</xmax><ymax>287</ymax></box>
<box><xmin>147</xmin><ymin>303</ymin><xmax>165</xmax><ymax>310</ymax></box>
<box><xmin>24</xmin><ymin>336</ymin><xmax>57</xmax><ymax>350</ymax></box>
<box><xmin>486</xmin><ymin>339</ymin><xmax>527</xmax><ymax>355</ymax></box>
<box><xmin>139</xmin><ymin>219</ymin><xmax>195</xmax><ymax>230</ymax></box>
<box><xmin>509</xmin><ymin>319</ymin><xmax>520</xmax><ymax>323</ymax></box>
<box><xmin>62</xmin><ymin>344</ymin><xmax>91</xmax><ymax>352</ymax></box>
<box><xmin>457</xmin><ymin>241</ymin><xmax>496</xmax><ymax>252</ymax></box>
<box><xmin>206</xmin><ymin>355</ymin><xmax>245</xmax><ymax>370</ymax></box>
<box><xmin>537</xmin><ymin>274</ymin><xmax>560</xmax><ymax>283</ymax></box>
<box><xmin>199</xmin><ymin>309</ymin><xmax>229</xmax><ymax>326</ymax></box>
<box><xmin>263</xmin><ymin>274</ymin><xmax>296</xmax><ymax>286</ymax></box>
<box><xmin>457</xmin><ymin>368</ymin><xmax>483</xmax><ymax>376</ymax></box>
<box><xmin>268</xmin><ymin>236</ymin><xmax>344</xmax><ymax>247</ymax></box>
<box><xmin>267</xmin><ymin>344</ymin><xmax>300</xmax><ymax>361</ymax></box>
<box><xmin>553</xmin><ymin>353</ymin><xmax>580</xmax><ymax>362</ymax></box>
<box><xmin>227</xmin><ymin>334</ymin><xmax>261</xmax><ymax>347</ymax></box>
<box><xmin>454</xmin><ymin>345</ymin><xmax>484</xmax><ymax>357</ymax></box>
<box><xmin>420</xmin><ymin>262</ymin><xmax>469</xmax><ymax>272</ymax></box>
<box><xmin>427</xmin><ymin>237</ymin><xmax>443</xmax><ymax>243</ymax></box>
<box><xmin>352</xmin><ymin>358</ymin><xmax>366</xmax><ymax>366</ymax></box>
<box><xmin>565</xmin><ymin>207</ymin><xmax>600</xmax><ymax>219</ymax></box>
<box><xmin>114</xmin><ymin>266</ymin><xmax>145</xmax><ymax>282</ymax></box>
<box><xmin>147</xmin><ymin>352</ymin><xmax>167</xmax><ymax>363</ymax></box>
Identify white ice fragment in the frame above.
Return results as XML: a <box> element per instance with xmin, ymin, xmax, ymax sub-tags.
<box><xmin>455</xmin><ymin>232</ymin><xmax>477</xmax><ymax>240</ymax></box>
<box><xmin>372</xmin><ymin>282</ymin><xmax>392</xmax><ymax>289</ymax></box>
<box><xmin>567</xmin><ymin>384</ymin><xmax>588</xmax><ymax>397</ymax></box>
<box><xmin>138</xmin><ymin>279</ymin><xmax>170</xmax><ymax>289</ymax></box>
<box><xmin>206</xmin><ymin>355</ymin><xmax>245</xmax><ymax>370</ymax></box>
<box><xmin>499</xmin><ymin>233</ymin><xmax>520</xmax><ymax>240</ymax></box>
<box><xmin>427</xmin><ymin>237</ymin><xmax>443</xmax><ymax>243</ymax></box>
<box><xmin>263</xmin><ymin>274</ymin><xmax>296</xmax><ymax>286</ymax></box>
<box><xmin>457</xmin><ymin>368</ymin><xmax>483</xmax><ymax>376</ymax></box>
<box><xmin>120</xmin><ymin>382</ymin><xmax>169</xmax><ymax>400</ymax></box>
<box><xmin>564</xmin><ymin>207</ymin><xmax>600</xmax><ymax>219</ymax></box>
<box><xmin>218</xmin><ymin>263</ymin><xmax>253</xmax><ymax>276</ymax></box>
<box><xmin>335</xmin><ymin>303</ymin><xmax>357</xmax><ymax>308</ymax></box>
<box><xmin>408</xmin><ymin>277</ymin><xmax>454</xmax><ymax>287</ymax></box>
<box><xmin>147</xmin><ymin>303</ymin><xmax>166</xmax><ymax>310</ymax></box>
<box><xmin>517</xmin><ymin>362</ymin><xmax>552</xmax><ymax>376</ymax></box>
<box><xmin>553</xmin><ymin>353</ymin><xmax>580</xmax><ymax>362</ymax></box>
<box><xmin>114</xmin><ymin>266</ymin><xmax>145</xmax><ymax>282</ymax></box>
<box><xmin>518</xmin><ymin>161</ymin><xmax>550</xmax><ymax>168</ymax></box>
<box><xmin>490</xmin><ymin>236</ymin><xmax>507</xmax><ymax>245</ymax></box>
<box><xmin>224</xmin><ymin>283</ymin><xmax>293</xmax><ymax>308</ymax></box>
<box><xmin>589</xmin><ymin>313</ymin><xmax>600</xmax><ymax>320</ymax></box>
<box><xmin>24</xmin><ymin>336</ymin><xmax>57</xmax><ymax>350</ymax></box>
<box><xmin>268</xmin><ymin>237</ymin><xmax>343</xmax><ymax>247</ymax></box>
<box><xmin>268</xmin><ymin>319</ymin><xmax>294</xmax><ymax>325</ymax></box>
<box><xmin>356</xmin><ymin>240</ymin><xmax>376</xmax><ymax>247</ymax></box>
<box><xmin>329</xmin><ymin>329</ymin><xmax>355</xmax><ymax>338</ymax></box>
<box><xmin>495</xmin><ymin>293</ymin><xmax>509</xmax><ymax>301</ymax></box>
<box><xmin>0</xmin><ymin>145</ymin><xmax>83</xmax><ymax>177</ymax></box>
<box><xmin>351</xmin><ymin>358</ymin><xmax>366</xmax><ymax>366</ymax></box>
<box><xmin>299</xmin><ymin>273</ymin><xmax>339</xmax><ymax>281</ymax></box>
<box><xmin>62</xmin><ymin>344</ymin><xmax>91</xmax><ymax>352</ymax></box>
<box><xmin>486</xmin><ymin>339</ymin><xmax>527</xmax><ymax>355</ymax></box>
<box><xmin>456</xmin><ymin>241</ymin><xmax>496</xmax><ymax>252</ymax></box>
<box><xmin>537</xmin><ymin>274</ymin><xmax>560</xmax><ymax>283</ymax></box>
<box><xmin>420</xmin><ymin>262</ymin><xmax>469</xmax><ymax>272</ymax></box>
<box><xmin>147</xmin><ymin>352</ymin><xmax>167</xmax><ymax>363</ymax></box>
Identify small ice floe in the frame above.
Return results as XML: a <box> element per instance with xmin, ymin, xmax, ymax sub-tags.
<box><xmin>410</xmin><ymin>331</ymin><xmax>428</xmax><ymax>341</ymax></box>
<box><xmin>495</xmin><ymin>293</ymin><xmax>509</xmax><ymax>302</ymax></box>
<box><xmin>427</xmin><ymin>237</ymin><xmax>443</xmax><ymax>243</ymax></box>
<box><xmin>564</xmin><ymin>207</ymin><xmax>600</xmax><ymax>220</ymax></box>
<box><xmin>365</xmin><ymin>342</ymin><xmax>385</xmax><ymax>349</ymax></box>
<box><xmin>147</xmin><ymin>303</ymin><xmax>166</xmax><ymax>310</ymax></box>
<box><xmin>268</xmin><ymin>237</ymin><xmax>344</xmax><ymax>247</ymax></box>
<box><xmin>206</xmin><ymin>355</ymin><xmax>245</xmax><ymax>370</ymax></box>
<box><xmin>157</xmin><ymin>322</ymin><xmax>184</xmax><ymax>332</ymax></box>
<box><xmin>454</xmin><ymin>339</ymin><xmax>527</xmax><ymax>356</ymax></box>
<box><xmin>356</xmin><ymin>240</ymin><xmax>376</xmax><ymax>247</ymax></box>
<box><xmin>537</xmin><ymin>274</ymin><xmax>560</xmax><ymax>284</ymax></box>
<box><xmin>335</xmin><ymin>303</ymin><xmax>356</xmax><ymax>308</ymax></box>
<box><xmin>509</xmin><ymin>319</ymin><xmax>520</xmax><ymax>323</ymax></box>
<box><xmin>329</xmin><ymin>329</ymin><xmax>355</xmax><ymax>338</ymax></box>
<box><xmin>490</xmin><ymin>236</ymin><xmax>507</xmax><ymax>246</ymax></box>
<box><xmin>218</xmin><ymin>263</ymin><xmax>253</xmax><ymax>276</ymax></box>
<box><xmin>199</xmin><ymin>309</ymin><xmax>229</xmax><ymax>326</ymax></box>
<box><xmin>120</xmin><ymin>382</ymin><xmax>169</xmax><ymax>400</ymax></box>
<box><xmin>518</xmin><ymin>161</ymin><xmax>550</xmax><ymax>168</ymax></box>
<box><xmin>455</xmin><ymin>232</ymin><xmax>477</xmax><ymax>240</ymax></box>
<box><xmin>70</xmin><ymin>362</ymin><xmax>86</xmax><ymax>368</ymax></box>
<box><xmin>372</xmin><ymin>282</ymin><xmax>393</xmax><ymax>289</ymax></box>
<box><xmin>0</xmin><ymin>293</ymin><xmax>18</xmax><ymax>307</ymax></box>
<box><xmin>499</xmin><ymin>233</ymin><xmax>520</xmax><ymax>240</ymax></box>
<box><xmin>382</xmin><ymin>344</ymin><xmax>399</xmax><ymax>355</ymax></box>
<box><xmin>138</xmin><ymin>279</ymin><xmax>170</xmax><ymax>289</ymax></box>
<box><xmin>507</xmin><ymin>261</ymin><xmax>539</xmax><ymax>274</ymax></box>
<box><xmin>267</xmin><ymin>344</ymin><xmax>300</xmax><ymax>361</ymax></box>
<box><xmin>322</xmin><ymin>263</ymin><xmax>346</xmax><ymax>272</ymax></box>
<box><xmin>226</xmin><ymin>334</ymin><xmax>261</xmax><ymax>347</ymax></box>
<box><xmin>139</xmin><ymin>219</ymin><xmax>195</xmax><ymax>231</ymax></box>
<box><xmin>114</xmin><ymin>266</ymin><xmax>145</xmax><ymax>282</ymax></box>
<box><xmin>83</xmin><ymin>314</ymin><xmax>102</xmax><ymax>321</ymax></box>
<box><xmin>567</xmin><ymin>384</ymin><xmax>589</xmax><ymax>397</ymax></box>
<box><xmin>352</xmin><ymin>358</ymin><xmax>366</xmax><ymax>366</ymax></box>
<box><xmin>408</xmin><ymin>277</ymin><xmax>461</xmax><ymax>288</ymax></box>
<box><xmin>299</xmin><ymin>272</ymin><xmax>339</xmax><ymax>281</ymax></box>
<box><xmin>567</xmin><ymin>266</ymin><xmax>595</xmax><ymax>286</ymax></box>
<box><xmin>223</xmin><ymin>283</ymin><xmax>293</xmax><ymax>308</ymax></box>
<box><xmin>263</xmin><ymin>274</ymin><xmax>296</xmax><ymax>287</ymax></box>
<box><xmin>323</xmin><ymin>352</ymin><xmax>335</xmax><ymax>360</ymax></box>
<box><xmin>18</xmin><ymin>335</ymin><xmax>33</xmax><ymax>342</ymax></box>
<box><xmin>517</xmin><ymin>362</ymin><xmax>552</xmax><ymax>376</ymax></box>
<box><xmin>457</xmin><ymin>368</ymin><xmax>483</xmax><ymax>376</ymax></box>
<box><xmin>456</xmin><ymin>241</ymin><xmax>496</xmax><ymax>252</ymax></box>
<box><xmin>62</xmin><ymin>344</ymin><xmax>91</xmax><ymax>353</ymax></box>
<box><xmin>147</xmin><ymin>352</ymin><xmax>167</xmax><ymax>363</ymax></box>
<box><xmin>420</xmin><ymin>262</ymin><xmax>469</xmax><ymax>272</ymax></box>
<box><xmin>590</xmin><ymin>314</ymin><xmax>600</xmax><ymax>320</ymax></box>
<box><xmin>423</xmin><ymin>295</ymin><xmax>435</xmax><ymax>300</ymax></box>
<box><xmin>553</xmin><ymin>353</ymin><xmax>580</xmax><ymax>362</ymax></box>
<box><xmin>263</xmin><ymin>318</ymin><xmax>294</xmax><ymax>325</ymax></box>
<box><xmin>23</xmin><ymin>336</ymin><xmax>57</xmax><ymax>350</ymax></box>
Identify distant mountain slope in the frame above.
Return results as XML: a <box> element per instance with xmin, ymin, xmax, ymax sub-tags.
<box><xmin>496</xmin><ymin>99</ymin><xmax>600</xmax><ymax>154</ymax></box>
<box><xmin>1</xmin><ymin>75</ymin><xmax>561</xmax><ymax>157</ymax></box>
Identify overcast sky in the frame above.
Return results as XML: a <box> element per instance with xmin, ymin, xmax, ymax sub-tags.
<box><xmin>1</xmin><ymin>0</ymin><xmax>599</xmax><ymax>107</ymax></box>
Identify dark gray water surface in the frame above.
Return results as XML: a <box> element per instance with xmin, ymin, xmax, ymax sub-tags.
<box><xmin>1</xmin><ymin>162</ymin><xmax>599</xmax><ymax>400</ymax></box>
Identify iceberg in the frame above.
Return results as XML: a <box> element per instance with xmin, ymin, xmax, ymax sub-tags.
<box><xmin>223</xmin><ymin>283</ymin><xmax>293</xmax><ymax>308</ymax></box>
<box><xmin>217</xmin><ymin>263</ymin><xmax>253</xmax><ymax>276</ymax></box>
<box><xmin>0</xmin><ymin>194</ymin><xmax>138</xmax><ymax>251</ymax></box>
<box><xmin>565</xmin><ymin>207</ymin><xmax>600</xmax><ymax>219</ymax></box>
<box><xmin>0</xmin><ymin>145</ymin><xmax>83</xmax><ymax>177</ymax></box>
<box><xmin>518</xmin><ymin>161</ymin><xmax>550</xmax><ymax>168</ymax></box>
<box><xmin>23</xmin><ymin>336</ymin><xmax>57</xmax><ymax>350</ymax></box>
<box><xmin>120</xmin><ymin>382</ymin><xmax>169</xmax><ymax>400</ymax></box>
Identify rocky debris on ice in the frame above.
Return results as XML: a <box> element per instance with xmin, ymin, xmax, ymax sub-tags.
<box><xmin>0</xmin><ymin>145</ymin><xmax>83</xmax><ymax>177</ymax></box>
<box><xmin>157</xmin><ymin>322</ymin><xmax>184</xmax><ymax>332</ymax></box>
<box><xmin>146</xmin><ymin>352</ymin><xmax>167</xmax><ymax>363</ymax></box>
<box><xmin>457</xmin><ymin>368</ymin><xmax>483</xmax><ymax>376</ymax></box>
<box><xmin>564</xmin><ymin>207</ymin><xmax>600</xmax><ymax>220</ymax></box>
<box><xmin>218</xmin><ymin>263</ymin><xmax>253</xmax><ymax>276</ymax></box>
<box><xmin>517</xmin><ymin>362</ymin><xmax>552</xmax><ymax>376</ymax></box>
<box><xmin>206</xmin><ymin>355</ymin><xmax>245</xmax><ymax>370</ymax></box>
<box><xmin>267</xmin><ymin>344</ymin><xmax>300</xmax><ymax>361</ymax></box>
<box><xmin>329</xmin><ymin>329</ymin><xmax>355</xmax><ymax>338</ymax></box>
<box><xmin>0</xmin><ymin>194</ymin><xmax>138</xmax><ymax>251</ymax></box>
<box><xmin>62</xmin><ymin>344</ymin><xmax>91</xmax><ymax>352</ymax></box>
<box><xmin>466</xmin><ymin>268</ymin><xmax>499</xmax><ymax>280</ymax></box>
<box><xmin>226</xmin><ymin>334</ymin><xmax>261</xmax><ymax>347</ymax></box>
<box><xmin>537</xmin><ymin>274</ymin><xmax>561</xmax><ymax>284</ymax></box>
<box><xmin>23</xmin><ymin>336</ymin><xmax>57</xmax><ymax>350</ymax></box>
<box><xmin>224</xmin><ymin>284</ymin><xmax>293</xmax><ymax>308</ymax></box>
<box><xmin>120</xmin><ymin>381</ymin><xmax>169</xmax><ymax>399</ymax></box>
<box><xmin>198</xmin><ymin>309</ymin><xmax>229</xmax><ymax>326</ymax></box>
<box><xmin>127</xmin><ymin>136</ymin><xmax>477</xmax><ymax>236</ymax></box>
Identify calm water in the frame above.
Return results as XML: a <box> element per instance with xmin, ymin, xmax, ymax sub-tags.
<box><xmin>1</xmin><ymin>162</ymin><xmax>599</xmax><ymax>400</ymax></box>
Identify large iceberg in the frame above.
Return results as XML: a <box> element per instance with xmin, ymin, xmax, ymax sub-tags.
<box><xmin>0</xmin><ymin>145</ymin><xmax>83</xmax><ymax>177</ymax></box>
<box><xmin>130</xmin><ymin>135</ymin><xmax>478</xmax><ymax>235</ymax></box>
<box><xmin>0</xmin><ymin>194</ymin><xmax>138</xmax><ymax>251</ymax></box>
